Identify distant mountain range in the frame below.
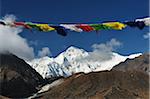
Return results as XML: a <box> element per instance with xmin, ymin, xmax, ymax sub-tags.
<box><xmin>28</xmin><ymin>46</ymin><xmax>142</xmax><ymax>79</ymax></box>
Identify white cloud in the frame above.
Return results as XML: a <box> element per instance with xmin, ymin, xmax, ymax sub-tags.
<box><xmin>80</xmin><ymin>38</ymin><xmax>122</xmax><ymax>62</ymax></box>
<box><xmin>143</xmin><ymin>32</ymin><xmax>150</xmax><ymax>39</ymax></box>
<box><xmin>38</xmin><ymin>47</ymin><xmax>51</xmax><ymax>58</ymax></box>
<box><xmin>92</xmin><ymin>38</ymin><xmax>121</xmax><ymax>52</ymax></box>
<box><xmin>0</xmin><ymin>15</ymin><xmax>35</xmax><ymax>60</ymax></box>
<box><xmin>2</xmin><ymin>14</ymin><xmax>16</xmax><ymax>24</ymax></box>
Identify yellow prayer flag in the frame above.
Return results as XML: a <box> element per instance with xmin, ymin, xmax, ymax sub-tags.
<box><xmin>36</xmin><ymin>24</ymin><xmax>55</xmax><ymax>31</ymax></box>
<box><xmin>102</xmin><ymin>22</ymin><xmax>126</xmax><ymax>30</ymax></box>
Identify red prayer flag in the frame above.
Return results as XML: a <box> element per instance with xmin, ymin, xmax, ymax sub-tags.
<box><xmin>76</xmin><ymin>24</ymin><xmax>94</xmax><ymax>32</ymax></box>
<box><xmin>14</xmin><ymin>22</ymin><xmax>31</xmax><ymax>29</ymax></box>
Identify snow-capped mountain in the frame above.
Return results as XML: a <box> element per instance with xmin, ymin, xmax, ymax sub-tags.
<box><xmin>27</xmin><ymin>46</ymin><xmax>142</xmax><ymax>78</ymax></box>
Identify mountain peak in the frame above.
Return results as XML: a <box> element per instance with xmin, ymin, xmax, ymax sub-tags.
<box><xmin>59</xmin><ymin>46</ymin><xmax>88</xmax><ymax>62</ymax></box>
<box><xmin>66</xmin><ymin>46</ymin><xmax>80</xmax><ymax>51</ymax></box>
<box><xmin>28</xmin><ymin>46</ymin><xmax>142</xmax><ymax>79</ymax></box>
<box><xmin>65</xmin><ymin>46</ymin><xmax>87</xmax><ymax>55</ymax></box>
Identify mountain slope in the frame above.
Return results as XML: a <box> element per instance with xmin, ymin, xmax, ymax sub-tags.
<box><xmin>0</xmin><ymin>53</ymin><xmax>45</xmax><ymax>98</ymax></box>
<box><xmin>28</xmin><ymin>46</ymin><xmax>142</xmax><ymax>78</ymax></box>
<box><xmin>35</xmin><ymin>54</ymin><xmax>149</xmax><ymax>99</ymax></box>
<box><xmin>113</xmin><ymin>53</ymin><xmax>149</xmax><ymax>74</ymax></box>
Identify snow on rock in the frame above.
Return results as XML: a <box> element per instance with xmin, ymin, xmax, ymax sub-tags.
<box><xmin>28</xmin><ymin>79</ymin><xmax>64</xmax><ymax>99</ymax></box>
<box><xmin>28</xmin><ymin>57</ymin><xmax>53</xmax><ymax>78</ymax></box>
<box><xmin>127</xmin><ymin>53</ymin><xmax>142</xmax><ymax>59</ymax></box>
<box><xmin>38</xmin><ymin>79</ymin><xmax>64</xmax><ymax>94</ymax></box>
<box><xmin>28</xmin><ymin>46</ymin><xmax>142</xmax><ymax>79</ymax></box>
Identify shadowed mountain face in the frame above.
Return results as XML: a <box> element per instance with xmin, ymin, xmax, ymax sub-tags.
<box><xmin>0</xmin><ymin>53</ymin><xmax>45</xmax><ymax>98</ymax></box>
<box><xmin>37</xmin><ymin>54</ymin><xmax>149</xmax><ymax>99</ymax></box>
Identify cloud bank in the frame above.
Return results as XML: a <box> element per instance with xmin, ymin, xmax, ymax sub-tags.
<box><xmin>80</xmin><ymin>38</ymin><xmax>122</xmax><ymax>62</ymax></box>
<box><xmin>0</xmin><ymin>15</ymin><xmax>35</xmax><ymax>60</ymax></box>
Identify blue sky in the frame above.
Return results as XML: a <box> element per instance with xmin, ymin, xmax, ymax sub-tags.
<box><xmin>1</xmin><ymin>0</ymin><xmax>149</xmax><ymax>57</ymax></box>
